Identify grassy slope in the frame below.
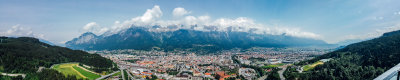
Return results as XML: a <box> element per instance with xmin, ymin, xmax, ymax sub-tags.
<box><xmin>53</xmin><ymin>63</ymin><xmax>101</xmax><ymax>80</ymax></box>
<box><xmin>303</xmin><ymin>61</ymin><xmax>323</xmax><ymax>71</ymax></box>
<box><xmin>112</xmin><ymin>72</ymin><xmax>121</xmax><ymax>76</ymax></box>
<box><xmin>73</xmin><ymin>66</ymin><xmax>101</xmax><ymax>80</ymax></box>
<box><xmin>52</xmin><ymin>63</ymin><xmax>85</xmax><ymax>79</ymax></box>
<box><xmin>262</xmin><ymin>63</ymin><xmax>285</xmax><ymax>69</ymax></box>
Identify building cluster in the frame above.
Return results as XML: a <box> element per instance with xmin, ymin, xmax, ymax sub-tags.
<box><xmin>98</xmin><ymin>47</ymin><xmax>331</xmax><ymax>80</ymax></box>
<box><xmin>239</xmin><ymin>68</ymin><xmax>257</xmax><ymax>80</ymax></box>
<box><xmin>103</xmin><ymin>53</ymin><xmax>239</xmax><ymax>80</ymax></box>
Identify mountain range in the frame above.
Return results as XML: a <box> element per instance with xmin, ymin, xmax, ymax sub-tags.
<box><xmin>66</xmin><ymin>26</ymin><xmax>332</xmax><ymax>52</ymax></box>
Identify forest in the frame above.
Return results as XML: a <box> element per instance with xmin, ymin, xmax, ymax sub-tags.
<box><xmin>284</xmin><ymin>30</ymin><xmax>400</xmax><ymax>80</ymax></box>
<box><xmin>0</xmin><ymin>37</ymin><xmax>115</xmax><ymax>79</ymax></box>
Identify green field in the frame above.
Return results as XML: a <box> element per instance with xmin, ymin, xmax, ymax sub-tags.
<box><xmin>52</xmin><ymin>63</ymin><xmax>85</xmax><ymax>79</ymax></box>
<box><xmin>52</xmin><ymin>63</ymin><xmax>100</xmax><ymax>80</ymax></box>
<box><xmin>112</xmin><ymin>72</ymin><xmax>121</xmax><ymax>76</ymax></box>
<box><xmin>303</xmin><ymin>61</ymin><xmax>324</xmax><ymax>71</ymax></box>
<box><xmin>262</xmin><ymin>63</ymin><xmax>285</xmax><ymax>69</ymax></box>
<box><xmin>73</xmin><ymin>66</ymin><xmax>101</xmax><ymax>80</ymax></box>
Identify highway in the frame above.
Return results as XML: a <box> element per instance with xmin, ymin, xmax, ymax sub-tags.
<box><xmin>257</xmin><ymin>75</ymin><xmax>268</xmax><ymax>80</ymax></box>
<box><xmin>278</xmin><ymin>64</ymin><xmax>288</xmax><ymax>80</ymax></box>
<box><xmin>126</xmin><ymin>69</ymin><xmax>135</xmax><ymax>80</ymax></box>
<box><xmin>95</xmin><ymin>71</ymin><xmax>120</xmax><ymax>80</ymax></box>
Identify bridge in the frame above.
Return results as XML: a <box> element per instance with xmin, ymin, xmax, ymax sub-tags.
<box><xmin>95</xmin><ymin>71</ymin><xmax>120</xmax><ymax>80</ymax></box>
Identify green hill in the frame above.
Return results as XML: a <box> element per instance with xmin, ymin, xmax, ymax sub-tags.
<box><xmin>285</xmin><ymin>30</ymin><xmax>400</xmax><ymax>80</ymax></box>
<box><xmin>0</xmin><ymin>37</ymin><xmax>115</xmax><ymax>80</ymax></box>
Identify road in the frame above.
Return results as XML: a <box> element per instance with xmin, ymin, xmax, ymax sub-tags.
<box><xmin>278</xmin><ymin>64</ymin><xmax>288</xmax><ymax>80</ymax></box>
<box><xmin>76</xmin><ymin>65</ymin><xmax>100</xmax><ymax>75</ymax></box>
<box><xmin>126</xmin><ymin>69</ymin><xmax>135</xmax><ymax>80</ymax></box>
<box><xmin>36</xmin><ymin>67</ymin><xmax>45</xmax><ymax>72</ymax></box>
<box><xmin>0</xmin><ymin>73</ymin><xmax>26</xmax><ymax>78</ymax></box>
<box><xmin>257</xmin><ymin>75</ymin><xmax>268</xmax><ymax>80</ymax></box>
<box><xmin>95</xmin><ymin>71</ymin><xmax>120</xmax><ymax>80</ymax></box>
<box><xmin>121</xmin><ymin>69</ymin><xmax>126</xmax><ymax>80</ymax></box>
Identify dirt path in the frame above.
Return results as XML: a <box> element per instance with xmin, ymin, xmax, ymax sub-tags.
<box><xmin>76</xmin><ymin>65</ymin><xmax>101</xmax><ymax>75</ymax></box>
<box><xmin>0</xmin><ymin>73</ymin><xmax>26</xmax><ymax>78</ymax></box>
<box><xmin>70</xmin><ymin>65</ymin><xmax>88</xmax><ymax>79</ymax></box>
<box><xmin>37</xmin><ymin>67</ymin><xmax>45</xmax><ymax>72</ymax></box>
<box><xmin>257</xmin><ymin>75</ymin><xmax>268</xmax><ymax>80</ymax></box>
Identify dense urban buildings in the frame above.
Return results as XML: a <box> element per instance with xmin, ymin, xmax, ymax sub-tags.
<box><xmin>92</xmin><ymin>47</ymin><xmax>332</xmax><ymax>80</ymax></box>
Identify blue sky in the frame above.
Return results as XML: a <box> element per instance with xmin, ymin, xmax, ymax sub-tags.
<box><xmin>1</xmin><ymin>0</ymin><xmax>400</xmax><ymax>45</ymax></box>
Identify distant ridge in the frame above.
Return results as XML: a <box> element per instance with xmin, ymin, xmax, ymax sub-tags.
<box><xmin>66</xmin><ymin>26</ymin><xmax>331</xmax><ymax>52</ymax></box>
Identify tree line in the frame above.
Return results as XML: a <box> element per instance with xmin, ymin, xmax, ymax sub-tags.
<box><xmin>284</xmin><ymin>30</ymin><xmax>400</xmax><ymax>80</ymax></box>
<box><xmin>0</xmin><ymin>37</ymin><xmax>115</xmax><ymax>79</ymax></box>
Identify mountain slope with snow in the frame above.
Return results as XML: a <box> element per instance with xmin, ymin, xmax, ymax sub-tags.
<box><xmin>66</xmin><ymin>26</ymin><xmax>332</xmax><ymax>52</ymax></box>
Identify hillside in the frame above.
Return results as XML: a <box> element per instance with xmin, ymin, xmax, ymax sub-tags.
<box><xmin>284</xmin><ymin>30</ymin><xmax>400</xmax><ymax>80</ymax></box>
<box><xmin>66</xmin><ymin>27</ymin><xmax>330</xmax><ymax>52</ymax></box>
<box><xmin>0</xmin><ymin>37</ymin><xmax>115</xmax><ymax>79</ymax></box>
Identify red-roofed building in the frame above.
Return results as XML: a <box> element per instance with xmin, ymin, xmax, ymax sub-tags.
<box><xmin>216</xmin><ymin>71</ymin><xmax>231</xmax><ymax>80</ymax></box>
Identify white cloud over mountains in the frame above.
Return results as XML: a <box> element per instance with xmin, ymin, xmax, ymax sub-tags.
<box><xmin>83</xmin><ymin>22</ymin><xmax>98</xmax><ymax>31</ymax></box>
<box><xmin>82</xmin><ymin>22</ymin><xmax>109</xmax><ymax>35</ymax></box>
<box><xmin>85</xmin><ymin>5</ymin><xmax>321</xmax><ymax>39</ymax></box>
<box><xmin>173</xmin><ymin>7</ymin><xmax>190</xmax><ymax>17</ymax></box>
<box><xmin>0</xmin><ymin>24</ymin><xmax>45</xmax><ymax>39</ymax></box>
<box><xmin>137</xmin><ymin>5</ymin><xmax>163</xmax><ymax>23</ymax></box>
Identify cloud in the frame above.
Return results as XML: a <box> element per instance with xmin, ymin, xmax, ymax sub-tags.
<box><xmin>98</xmin><ymin>28</ymin><xmax>109</xmax><ymax>34</ymax></box>
<box><xmin>173</xmin><ymin>7</ymin><xmax>190</xmax><ymax>17</ymax></box>
<box><xmin>184</xmin><ymin>16</ymin><xmax>197</xmax><ymax>25</ymax></box>
<box><xmin>198</xmin><ymin>16</ymin><xmax>211</xmax><ymax>24</ymax></box>
<box><xmin>105</xmin><ymin>5</ymin><xmax>163</xmax><ymax>34</ymax></box>
<box><xmin>82</xmin><ymin>22</ymin><xmax>109</xmax><ymax>35</ymax></box>
<box><xmin>83</xmin><ymin>22</ymin><xmax>98</xmax><ymax>31</ymax></box>
<box><xmin>395</xmin><ymin>11</ymin><xmax>400</xmax><ymax>15</ymax></box>
<box><xmin>213</xmin><ymin>17</ymin><xmax>256</xmax><ymax>30</ymax></box>
<box><xmin>94</xmin><ymin>5</ymin><xmax>321</xmax><ymax>39</ymax></box>
<box><xmin>0</xmin><ymin>24</ymin><xmax>46</xmax><ymax>39</ymax></box>
<box><xmin>138</xmin><ymin>5</ymin><xmax>162</xmax><ymax>23</ymax></box>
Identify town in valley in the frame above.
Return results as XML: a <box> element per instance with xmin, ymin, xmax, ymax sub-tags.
<box><xmin>91</xmin><ymin>48</ymin><xmax>332</xmax><ymax>80</ymax></box>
